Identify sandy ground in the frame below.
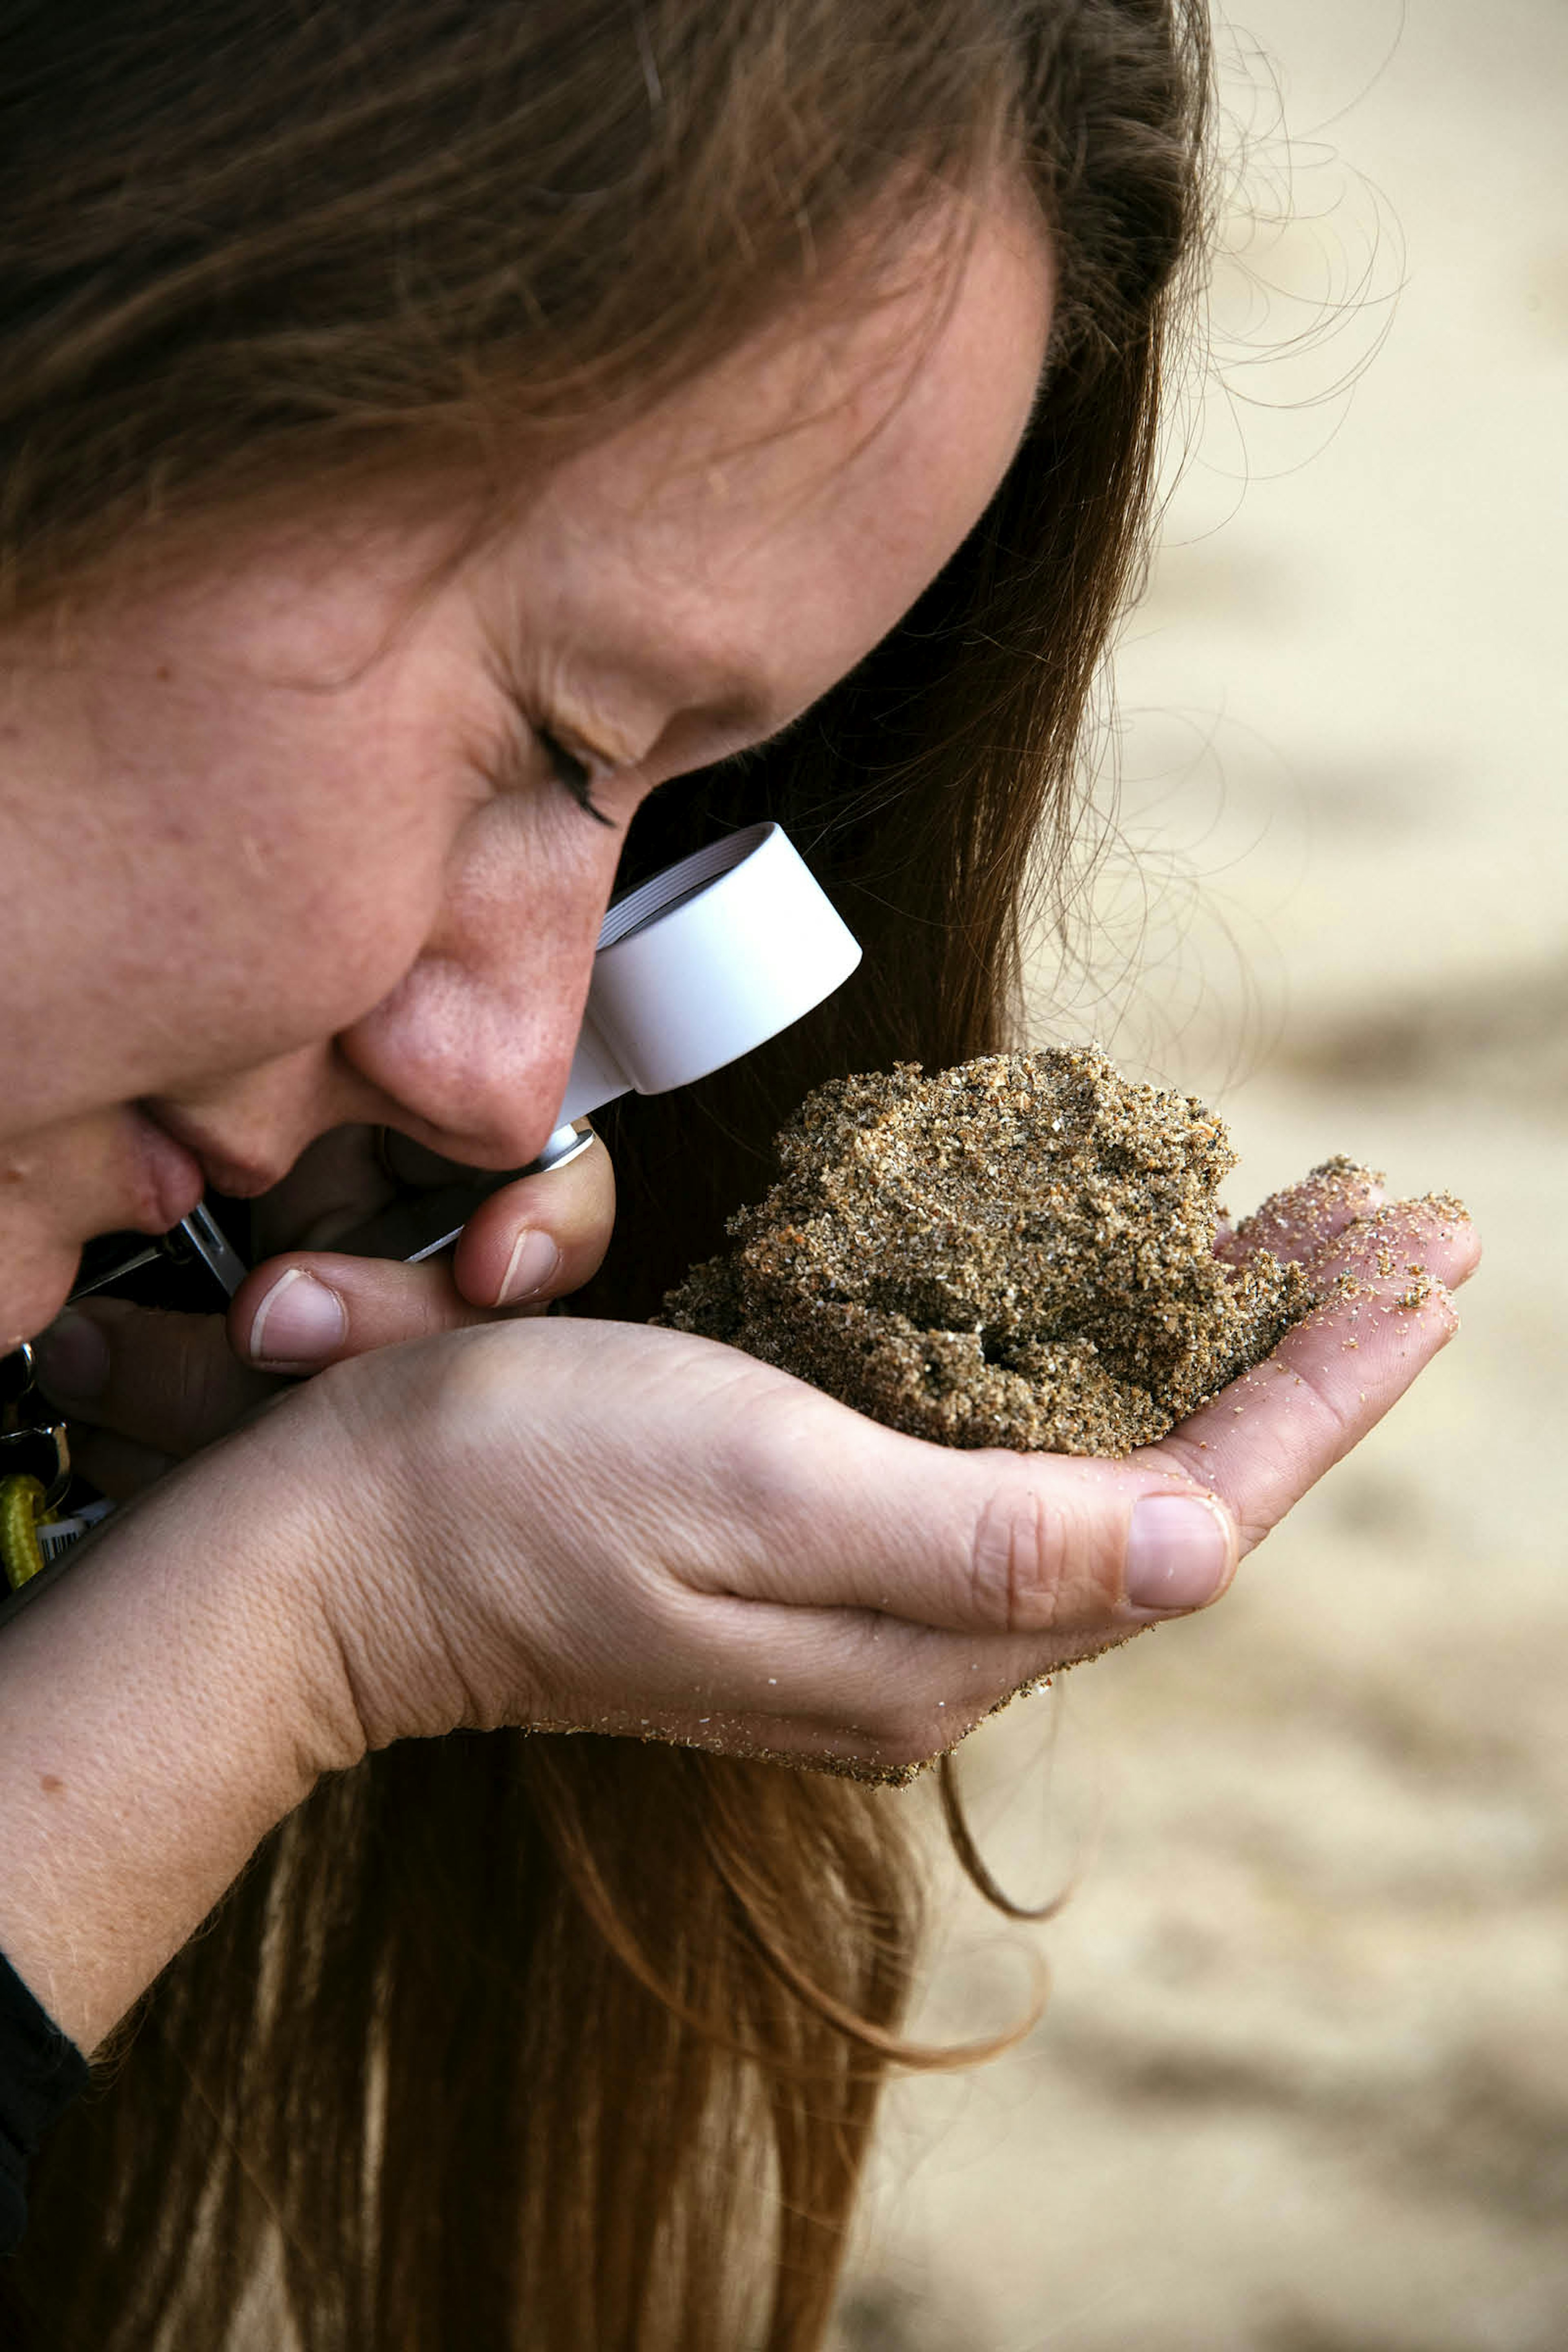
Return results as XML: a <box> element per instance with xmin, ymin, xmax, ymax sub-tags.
<box><xmin>834</xmin><ymin>4</ymin><xmax>1568</xmax><ymax>2346</ymax></box>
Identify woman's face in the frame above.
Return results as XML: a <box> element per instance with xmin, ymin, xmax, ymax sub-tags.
<box><xmin>0</xmin><ymin>188</ymin><xmax>1053</xmax><ymax>1345</ymax></box>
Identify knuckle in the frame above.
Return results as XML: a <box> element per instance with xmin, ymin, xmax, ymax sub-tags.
<box><xmin>969</xmin><ymin>1479</ymin><xmax>1118</xmax><ymax>1635</ymax></box>
<box><xmin>173</xmin><ymin>1325</ymin><xmax>251</xmax><ymax>1441</ymax></box>
<box><xmin>408</xmin><ymin>1274</ymin><xmax>466</xmax><ymax>1341</ymax></box>
<box><xmin>86</xmin><ymin>1305</ymin><xmax>243</xmax><ymax>1454</ymax></box>
<box><xmin>172</xmin><ymin>1330</ymin><xmax>219</xmax><ymax>1420</ymax></box>
<box><xmin>969</xmin><ymin>1486</ymin><xmax>1045</xmax><ymax>1631</ymax></box>
<box><xmin>552</xmin><ymin>1138</ymin><xmax>615</xmax><ymax>1221</ymax></box>
<box><xmin>101</xmin><ymin>1311</ymin><xmax>190</xmax><ymax>1423</ymax></box>
<box><xmin>969</xmin><ymin>1483</ymin><xmax>1057</xmax><ymax>1632</ymax></box>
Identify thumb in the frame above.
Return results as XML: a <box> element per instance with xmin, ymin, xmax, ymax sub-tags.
<box><xmin>30</xmin><ymin>1297</ymin><xmax>279</xmax><ymax>1461</ymax></box>
<box><xmin>697</xmin><ymin>1387</ymin><xmax>1240</xmax><ymax>1637</ymax></box>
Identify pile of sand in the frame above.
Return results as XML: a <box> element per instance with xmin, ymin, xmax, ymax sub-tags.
<box><xmin>659</xmin><ymin>1047</ymin><xmax>1319</xmax><ymax>1454</ymax></box>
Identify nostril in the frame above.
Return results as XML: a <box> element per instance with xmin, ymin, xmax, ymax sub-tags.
<box><xmin>334</xmin><ymin>879</ymin><xmax>603</xmax><ymax>1167</ymax></box>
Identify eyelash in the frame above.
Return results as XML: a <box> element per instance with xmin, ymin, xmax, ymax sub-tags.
<box><xmin>536</xmin><ymin>726</ymin><xmax>614</xmax><ymax>827</ymax></box>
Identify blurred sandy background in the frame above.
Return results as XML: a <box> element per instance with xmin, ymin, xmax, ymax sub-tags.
<box><xmin>835</xmin><ymin>4</ymin><xmax>1568</xmax><ymax>2346</ymax></box>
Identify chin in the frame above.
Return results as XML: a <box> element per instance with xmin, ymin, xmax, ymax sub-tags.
<box><xmin>0</xmin><ymin>1236</ymin><xmax>82</xmax><ymax>1351</ymax></box>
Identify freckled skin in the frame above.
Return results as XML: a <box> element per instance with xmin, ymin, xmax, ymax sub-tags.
<box><xmin>0</xmin><ymin>184</ymin><xmax>1056</xmax><ymax>1344</ymax></box>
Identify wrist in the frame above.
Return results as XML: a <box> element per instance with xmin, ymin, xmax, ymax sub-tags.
<box><xmin>0</xmin><ymin>1382</ymin><xmax>371</xmax><ymax>2051</ymax></box>
<box><xmin>296</xmin><ymin>1338</ymin><xmax>529</xmax><ymax>1752</ymax></box>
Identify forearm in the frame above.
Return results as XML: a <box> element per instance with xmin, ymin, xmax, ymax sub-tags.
<box><xmin>0</xmin><ymin>1172</ymin><xmax>1478</xmax><ymax>2052</ymax></box>
<box><xmin>0</xmin><ymin>1399</ymin><xmax>366</xmax><ymax>2053</ymax></box>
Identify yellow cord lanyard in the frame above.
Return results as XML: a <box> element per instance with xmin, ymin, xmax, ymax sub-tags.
<box><xmin>0</xmin><ymin>1472</ymin><xmax>51</xmax><ymax>1591</ymax></box>
<box><xmin>0</xmin><ymin>1343</ymin><xmax>71</xmax><ymax>1592</ymax></box>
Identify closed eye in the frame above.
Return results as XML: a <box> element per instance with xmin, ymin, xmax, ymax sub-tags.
<box><xmin>537</xmin><ymin>726</ymin><xmax>613</xmax><ymax>828</ymax></box>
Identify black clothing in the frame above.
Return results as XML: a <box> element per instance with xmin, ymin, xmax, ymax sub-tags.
<box><xmin>0</xmin><ymin>1947</ymin><xmax>87</xmax><ymax>2255</ymax></box>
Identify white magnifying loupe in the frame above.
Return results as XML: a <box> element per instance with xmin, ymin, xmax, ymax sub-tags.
<box><xmin>80</xmin><ymin>821</ymin><xmax>859</xmax><ymax>1292</ymax></box>
<box><xmin>69</xmin><ymin>824</ymin><xmax>859</xmax><ymax>1298</ymax></box>
<box><xmin>390</xmin><ymin>820</ymin><xmax>862</xmax><ymax>1264</ymax></box>
<box><xmin>15</xmin><ymin>824</ymin><xmax>860</xmax><ymax>1583</ymax></box>
<box><xmin>544</xmin><ymin>820</ymin><xmax>860</xmax><ymax>1156</ymax></box>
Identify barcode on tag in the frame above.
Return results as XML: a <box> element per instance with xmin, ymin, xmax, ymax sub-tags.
<box><xmin>37</xmin><ymin>1500</ymin><xmax>116</xmax><ymax>1565</ymax></box>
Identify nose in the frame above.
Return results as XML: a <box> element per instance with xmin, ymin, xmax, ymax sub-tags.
<box><xmin>336</xmin><ymin>816</ymin><xmax>624</xmax><ymax>1170</ymax></box>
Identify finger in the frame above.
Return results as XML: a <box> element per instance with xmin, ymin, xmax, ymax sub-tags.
<box><xmin>231</xmin><ymin>1140</ymin><xmax>616</xmax><ymax>1373</ymax></box>
<box><xmin>1155</xmin><ymin>1191</ymin><xmax>1479</xmax><ymax>1551</ymax></box>
<box><xmin>650</xmin><ymin>1588</ymin><xmax>1168</xmax><ymax>1778</ymax></box>
<box><xmin>30</xmin><ymin>1299</ymin><xmax>281</xmax><ymax>1459</ymax></box>
<box><xmin>314</xmin><ymin>1132</ymin><xmax>614</xmax><ymax>1297</ymax></box>
<box><xmin>450</xmin><ymin>1138</ymin><xmax>616</xmax><ymax>1310</ymax></box>
<box><xmin>234</xmin><ymin>1253</ymin><xmax>495</xmax><ymax>1376</ymax></box>
<box><xmin>728</xmin><ymin>1190</ymin><xmax>1477</xmax><ymax>1623</ymax></box>
<box><xmin>645</xmin><ymin>1344</ymin><xmax>1242</xmax><ymax>1639</ymax></box>
<box><xmin>635</xmin><ymin>1183</ymin><xmax>1469</xmax><ymax>1647</ymax></box>
<box><xmin>1214</xmin><ymin>1156</ymin><xmax>1385</xmax><ymax>1270</ymax></box>
<box><xmin>645</xmin><ymin>1194</ymin><xmax>1473</xmax><ymax>1768</ymax></box>
<box><xmin>65</xmin><ymin>1425</ymin><xmax>181</xmax><ymax>1503</ymax></box>
<box><xmin>550</xmin><ymin>1601</ymin><xmax>1107</xmax><ymax>1782</ymax></box>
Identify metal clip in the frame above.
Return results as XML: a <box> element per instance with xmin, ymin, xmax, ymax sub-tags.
<box><xmin>70</xmin><ymin>1200</ymin><xmax>248</xmax><ymax>1305</ymax></box>
<box><xmin>0</xmin><ymin>1341</ymin><xmax>71</xmax><ymax>1510</ymax></box>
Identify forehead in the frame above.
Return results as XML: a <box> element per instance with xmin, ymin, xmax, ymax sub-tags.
<box><xmin>482</xmin><ymin>180</ymin><xmax>1055</xmax><ymax>740</ymax></box>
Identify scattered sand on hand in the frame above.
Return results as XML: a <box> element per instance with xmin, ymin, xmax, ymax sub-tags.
<box><xmin>659</xmin><ymin>1047</ymin><xmax>1323</xmax><ymax>1455</ymax></box>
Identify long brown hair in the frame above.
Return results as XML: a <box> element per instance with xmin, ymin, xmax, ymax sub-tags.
<box><xmin>0</xmin><ymin>3</ymin><xmax>1209</xmax><ymax>2344</ymax></box>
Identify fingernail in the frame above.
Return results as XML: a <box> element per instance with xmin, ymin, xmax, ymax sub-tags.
<box><xmin>247</xmin><ymin>1268</ymin><xmax>347</xmax><ymax>1367</ymax></box>
<box><xmin>493</xmin><ymin>1229</ymin><xmax>561</xmax><ymax>1308</ymax></box>
<box><xmin>1125</xmin><ymin>1494</ymin><xmax>1234</xmax><ymax>1613</ymax></box>
<box><xmin>32</xmin><ymin>1310</ymin><xmax>111</xmax><ymax>1407</ymax></box>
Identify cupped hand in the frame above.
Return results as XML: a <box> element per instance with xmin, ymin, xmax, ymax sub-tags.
<box><xmin>32</xmin><ymin>1125</ymin><xmax>615</xmax><ymax>1495</ymax></box>
<box><xmin>0</xmin><ymin>1160</ymin><xmax>1474</xmax><ymax>2054</ymax></box>
<box><xmin>298</xmin><ymin>1167</ymin><xmax>1477</xmax><ymax>1784</ymax></box>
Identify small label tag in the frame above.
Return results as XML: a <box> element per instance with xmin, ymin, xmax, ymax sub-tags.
<box><xmin>37</xmin><ymin>1501</ymin><xmax>115</xmax><ymax>1565</ymax></box>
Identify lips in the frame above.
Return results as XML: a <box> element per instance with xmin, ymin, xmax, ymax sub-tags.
<box><xmin>124</xmin><ymin>1104</ymin><xmax>207</xmax><ymax>1232</ymax></box>
<box><xmin>138</xmin><ymin>1087</ymin><xmax>312</xmax><ymax>1195</ymax></box>
<box><xmin>134</xmin><ymin>1102</ymin><xmax>296</xmax><ymax>1202</ymax></box>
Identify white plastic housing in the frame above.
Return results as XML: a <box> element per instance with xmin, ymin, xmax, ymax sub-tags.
<box><xmin>553</xmin><ymin>822</ymin><xmax>861</xmax><ymax>1127</ymax></box>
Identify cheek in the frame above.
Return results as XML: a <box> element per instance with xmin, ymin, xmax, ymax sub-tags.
<box><xmin>177</xmin><ymin>840</ymin><xmax>444</xmax><ymax>1075</ymax></box>
<box><xmin>1</xmin><ymin>560</ymin><xmax>493</xmax><ymax>1146</ymax></box>
<box><xmin>0</xmin><ymin>1199</ymin><xmax>85</xmax><ymax>1347</ymax></box>
<box><xmin>0</xmin><ymin>1116</ymin><xmax>141</xmax><ymax>1345</ymax></box>
<box><xmin>6</xmin><ymin>775</ymin><xmax>460</xmax><ymax>1138</ymax></box>
<box><xmin>127</xmin><ymin>728</ymin><xmax>470</xmax><ymax>1093</ymax></box>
